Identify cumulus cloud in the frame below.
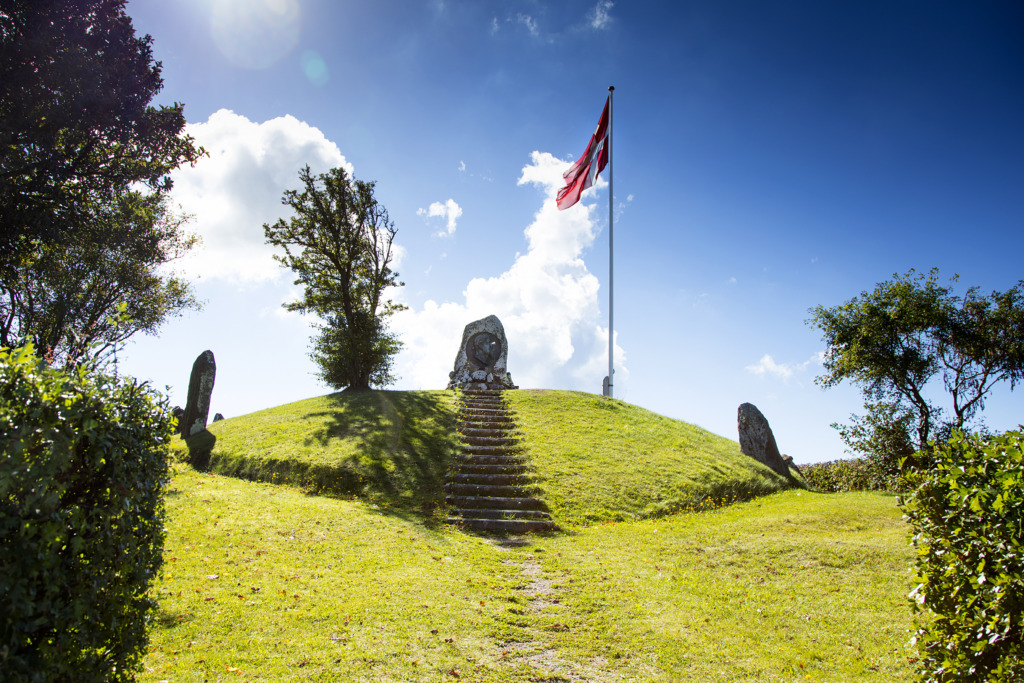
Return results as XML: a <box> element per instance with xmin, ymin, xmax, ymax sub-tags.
<box><xmin>391</xmin><ymin>150</ymin><xmax>625</xmax><ymax>392</ymax></box>
<box><xmin>589</xmin><ymin>0</ymin><xmax>614</xmax><ymax>29</ymax></box>
<box><xmin>746</xmin><ymin>352</ymin><xmax>824</xmax><ymax>380</ymax></box>
<box><xmin>168</xmin><ymin>109</ymin><xmax>350</xmax><ymax>282</ymax></box>
<box><xmin>417</xmin><ymin>198</ymin><xmax>463</xmax><ymax>237</ymax></box>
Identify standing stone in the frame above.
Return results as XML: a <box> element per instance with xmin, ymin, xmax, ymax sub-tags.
<box><xmin>180</xmin><ymin>350</ymin><xmax>216</xmax><ymax>438</ymax></box>
<box><xmin>737</xmin><ymin>403</ymin><xmax>790</xmax><ymax>476</ymax></box>
<box><xmin>447</xmin><ymin>315</ymin><xmax>517</xmax><ymax>391</ymax></box>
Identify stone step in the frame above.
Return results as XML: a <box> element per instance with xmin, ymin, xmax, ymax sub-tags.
<box><xmin>451</xmin><ymin>454</ymin><xmax>528</xmax><ymax>467</ymax></box>
<box><xmin>459</xmin><ymin>435</ymin><xmax>520</xmax><ymax>447</ymax></box>
<box><xmin>460</xmin><ymin>444</ymin><xmax>522</xmax><ymax>456</ymax></box>
<box><xmin>445</xmin><ymin>482</ymin><xmax>536</xmax><ymax>498</ymax></box>
<box><xmin>445</xmin><ymin>518</ymin><xmax>555</xmax><ymax>533</ymax></box>
<box><xmin>450</xmin><ymin>463</ymin><xmax>529</xmax><ymax>475</ymax></box>
<box><xmin>459</xmin><ymin>427</ymin><xmax>516</xmax><ymax>438</ymax></box>
<box><xmin>450</xmin><ymin>508</ymin><xmax>551</xmax><ymax>520</ymax></box>
<box><xmin>460</xmin><ymin>409</ymin><xmax>509</xmax><ymax>419</ymax></box>
<box><xmin>459</xmin><ymin>395</ymin><xmax>504</xmax><ymax>404</ymax></box>
<box><xmin>460</xmin><ymin>389</ymin><xmax>505</xmax><ymax>397</ymax></box>
<box><xmin>457</xmin><ymin>418</ymin><xmax>515</xmax><ymax>429</ymax></box>
<box><xmin>445</xmin><ymin>495</ymin><xmax>547</xmax><ymax>511</ymax></box>
<box><xmin>447</xmin><ymin>473</ymin><xmax>530</xmax><ymax>486</ymax></box>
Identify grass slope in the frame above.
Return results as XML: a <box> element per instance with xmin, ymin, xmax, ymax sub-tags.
<box><xmin>141</xmin><ymin>467</ymin><xmax>915</xmax><ymax>682</ymax></box>
<box><xmin>174</xmin><ymin>390</ymin><xmax>458</xmax><ymax>515</ymax></box>
<box><xmin>507</xmin><ymin>390</ymin><xmax>801</xmax><ymax>526</ymax></box>
<box><xmin>177</xmin><ymin>389</ymin><xmax>802</xmax><ymax>527</ymax></box>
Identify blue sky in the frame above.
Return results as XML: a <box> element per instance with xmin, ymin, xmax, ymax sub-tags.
<box><xmin>119</xmin><ymin>0</ymin><xmax>1024</xmax><ymax>463</ymax></box>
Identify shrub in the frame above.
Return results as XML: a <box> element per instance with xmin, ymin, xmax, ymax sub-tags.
<box><xmin>900</xmin><ymin>429</ymin><xmax>1024</xmax><ymax>681</ymax></box>
<box><xmin>802</xmin><ymin>457</ymin><xmax>881</xmax><ymax>492</ymax></box>
<box><xmin>0</xmin><ymin>345</ymin><xmax>174</xmax><ymax>682</ymax></box>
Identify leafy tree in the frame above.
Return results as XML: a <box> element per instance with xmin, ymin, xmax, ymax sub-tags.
<box><xmin>264</xmin><ymin>166</ymin><xmax>405</xmax><ymax>391</ymax></box>
<box><xmin>808</xmin><ymin>269</ymin><xmax>1024</xmax><ymax>472</ymax></box>
<box><xmin>0</xmin><ymin>0</ymin><xmax>203</xmax><ymax>263</ymax></box>
<box><xmin>0</xmin><ymin>191</ymin><xmax>200</xmax><ymax>366</ymax></box>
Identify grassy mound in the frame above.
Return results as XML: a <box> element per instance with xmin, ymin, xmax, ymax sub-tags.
<box><xmin>507</xmin><ymin>390</ymin><xmax>802</xmax><ymax>526</ymax></box>
<box><xmin>173</xmin><ymin>390</ymin><xmax>458</xmax><ymax>515</ymax></box>
<box><xmin>175</xmin><ymin>389</ymin><xmax>802</xmax><ymax>526</ymax></box>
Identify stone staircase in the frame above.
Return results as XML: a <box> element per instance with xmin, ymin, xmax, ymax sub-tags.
<box><xmin>445</xmin><ymin>388</ymin><xmax>555</xmax><ymax>533</ymax></box>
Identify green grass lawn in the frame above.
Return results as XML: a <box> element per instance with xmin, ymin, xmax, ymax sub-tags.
<box><xmin>142</xmin><ymin>467</ymin><xmax>915</xmax><ymax>682</ymax></box>
<box><xmin>506</xmin><ymin>390</ymin><xmax>803</xmax><ymax>526</ymax></box>
<box><xmin>146</xmin><ymin>389</ymin><xmax>913</xmax><ymax>681</ymax></box>
<box><xmin>172</xmin><ymin>390</ymin><xmax>459</xmax><ymax>516</ymax></box>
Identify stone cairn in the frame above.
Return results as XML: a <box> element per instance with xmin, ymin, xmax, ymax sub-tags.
<box><xmin>447</xmin><ymin>314</ymin><xmax>517</xmax><ymax>391</ymax></box>
<box><xmin>180</xmin><ymin>350</ymin><xmax>216</xmax><ymax>438</ymax></box>
<box><xmin>736</xmin><ymin>402</ymin><xmax>793</xmax><ymax>477</ymax></box>
<box><xmin>445</xmin><ymin>316</ymin><xmax>554</xmax><ymax>533</ymax></box>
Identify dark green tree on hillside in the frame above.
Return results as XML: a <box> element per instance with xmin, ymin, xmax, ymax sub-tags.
<box><xmin>264</xmin><ymin>166</ymin><xmax>405</xmax><ymax>392</ymax></box>
<box><xmin>808</xmin><ymin>269</ymin><xmax>1024</xmax><ymax>478</ymax></box>
<box><xmin>0</xmin><ymin>0</ymin><xmax>203</xmax><ymax>264</ymax></box>
<box><xmin>0</xmin><ymin>191</ymin><xmax>200</xmax><ymax>366</ymax></box>
<box><xmin>0</xmin><ymin>0</ymin><xmax>204</xmax><ymax>365</ymax></box>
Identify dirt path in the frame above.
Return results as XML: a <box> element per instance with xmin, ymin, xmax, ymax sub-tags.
<box><xmin>490</xmin><ymin>536</ymin><xmax>620</xmax><ymax>682</ymax></box>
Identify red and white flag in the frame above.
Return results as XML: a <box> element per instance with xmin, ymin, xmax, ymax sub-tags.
<box><xmin>556</xmin><ymin>97</ymin><xmax>610</xmax><ymax>210</ymax></box>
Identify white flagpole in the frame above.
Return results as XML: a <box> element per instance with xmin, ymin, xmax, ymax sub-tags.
<box><xmin>607</xmin><ymin>85</ymin><xmax>615</xmax><ymax>398</ymax></box>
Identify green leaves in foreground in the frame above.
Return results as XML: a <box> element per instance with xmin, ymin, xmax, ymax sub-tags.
<box><xmin>0</xmin><ymin>344</ymin><xmax>174</xmax><ymax>682</ymax></box>
<box><xmin>901</xmin><ymin>430</ymin><xmax>1024</xmax><ymax>681</ymax></box>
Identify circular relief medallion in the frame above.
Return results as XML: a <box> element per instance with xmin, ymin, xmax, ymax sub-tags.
<box><xmin>467</xmin><ymin>332</ymin><xmax>502</xmax><ymax>369</ymax></box>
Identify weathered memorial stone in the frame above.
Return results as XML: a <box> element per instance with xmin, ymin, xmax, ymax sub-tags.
<box><xmin>737</xmin><ymin>402</ymin><xmax>790</xmax><ymax>476</ymax></box>
<box><xmin>180</xmin><ymin>350</ymin><xmax>216</xmax><ymax>438</ymax></box>
<box><xmin>447</xmin><ymin>315</ymin><xmax>517</xmax><ymax>391</ymax></box>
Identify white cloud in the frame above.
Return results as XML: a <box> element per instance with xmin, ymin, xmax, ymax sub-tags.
<box><xmin>589</xmin><ymin>0</ymin><xmax>614</xmax><ymax>29</ymax></box>
<box><xmin>746</xmin><ymin>352</ymin><xmax>825</xmax><ymax>380</ymax></box>
<box><xmin>417</xmin><ymin>198</ymin><xmax>463</xmax><ymax>237</ymax></box>
<box><xmin>517</xmin><ymin>13</ymin><xmax>539</xmax><ymax>36</ymax></box>
<box><xmin>746</xmin><ymin>354</ymin><xmax>793</xmax><ymax>379</ymax></box>
<box><xmin>169</xmin><ymin>109</ymin><xmax>350</xmax><ymax>282</ymax></box>
<box><xmin>391</xmin><ymin>150</ymin><xmax>626</xmax><ymax>392</ymax></box>
<box><xmin>458</xmin><ymin>160</ymin><xmax>466</xmax><ymax>172</ymax></box>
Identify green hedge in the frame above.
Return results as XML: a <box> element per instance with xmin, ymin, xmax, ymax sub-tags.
<box><xmin>901</xmin><ymin>430</ymin><xmax>1024</xmax><ymax>681</ymax></box>
<box><xmin>0</xmin><ymin>346</ymin><xmax>174</xmax><ymax>682</ymax></box>
<box><xmin>801</xmin><ymin>457</ymin><xmax>885</xmax><ymax>492</ymax></box>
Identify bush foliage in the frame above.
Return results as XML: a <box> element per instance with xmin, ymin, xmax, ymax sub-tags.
<box><xmin>900</xmin><ymin>429</ymin><xmax>1024</xmax><ymax>681</ymax></box>
<box><xmin>0</xmin><ymin>345</ymin><xmax>174</xmax><ymax>682</ymax></box>
<box><xmin>802</xmin><ymin>457</ymin><xmax>891</xmax><ymax>493</ymax></box>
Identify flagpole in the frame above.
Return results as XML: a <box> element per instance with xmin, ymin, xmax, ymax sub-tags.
<box><xmin>607</xmin><ymin>85</ymin><xmax>615</xmax><ymax>398</ymax></box>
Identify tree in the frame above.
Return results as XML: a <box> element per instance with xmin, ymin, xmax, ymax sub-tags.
<box><xmin>0</xmin><ymin>191</ymin><xmax>200</xmax><ymax>366</ymax></box>
<box><xmin>0</xmin><ymin>0</ymin><xmax>203</xmax><ymax>264</ymax></box>
<box><xmin>264</xmin><ymin>166</ymin><xmax>405</xmax><ymax>391</ymax></box>
<box><xmin>808</xmin><ymin>269</ymin><xmax>1024</xmax><ymax>471</ymax></box>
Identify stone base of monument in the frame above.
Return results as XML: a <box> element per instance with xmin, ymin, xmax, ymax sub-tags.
<box><xmin>444</xmin><ymin>388</ymin><xmax>555</xmax><ymax>533</ymax></box>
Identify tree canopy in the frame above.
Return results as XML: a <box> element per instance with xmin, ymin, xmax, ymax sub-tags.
<box><xmin>0</xmin><ymin>191</ymin><xmax>200</xmax><ymax>366</ymax></box>
<box><xmin>808</xmin><ymin>269</ymin><xmax>1024</xmax><ymax>470</ymax></box>
<box><xmin>264</xmin><ymin>166</ymin><xmax>405</xmax><ymax>391</ymax></box>
<box><xmin>0</xmin><ymin>0</ymin><xmax>202</xmax><ymax>261</ymax></box>
<box><xmin>0</xmin><ymin>0</ymin><xmax>204</xmax><ymax>364</ymax></box>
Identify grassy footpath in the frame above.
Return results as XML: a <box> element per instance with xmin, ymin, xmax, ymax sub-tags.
<box><xmin>141</xmin><ymin>466</ymin><xmax>915</xmax><ymax>682</ymax></box>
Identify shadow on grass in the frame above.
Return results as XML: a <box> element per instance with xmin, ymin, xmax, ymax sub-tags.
<box><xmin>301</xmin><ymin>390</ymin><xmax>459</xmax><ymax>518</ymax></box>
<box><xmin>179</xmin><ymin>391</ymin><xmax>459</xmax><ymax>523</ymax></box>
